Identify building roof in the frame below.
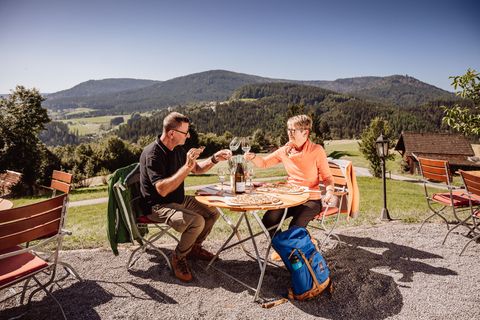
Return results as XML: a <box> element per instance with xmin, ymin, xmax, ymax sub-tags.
<box><xmin>395</xmin><ymin>132</ymin><xmax>479</xmax><ymax>167</ymax></box>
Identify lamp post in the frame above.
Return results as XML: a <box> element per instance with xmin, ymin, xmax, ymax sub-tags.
<box><xmin>376</xmin><ymin>134</ymin><xmax>392</xmax><ymax>221</ymax></box>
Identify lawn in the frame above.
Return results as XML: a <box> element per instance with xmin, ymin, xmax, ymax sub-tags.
<box><xmin>324</xmin><ymin>139</ymin><xmax>403</xmax><ymax>174</ymax></box>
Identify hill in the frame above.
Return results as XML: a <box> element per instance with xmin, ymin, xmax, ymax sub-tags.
<box><xmin>47</xmin><ymin>78</ymin><xmax>160</xmax><ymax>99</ymax></box>
<box><xmin>117</xmin><ymin>82</ymin><xmax>451</xmax><ymax>142</ymax></box>
<box><xmin>42</xmin><ymin>70</ymin><xmax>457</xmax><ymax>115</ymax></box>
<box><xmin>303</xmin><ymin>75</ymin><xmax>455</xmax><ymax>107</ymax></box>
<box><xmin>43</xmin><ymin>70</ymin><xmax>278</xmax><ymax>113</ymax></box>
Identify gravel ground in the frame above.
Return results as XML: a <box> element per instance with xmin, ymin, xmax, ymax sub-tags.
<box><xmin>1</xmin><ymin>222</ymin><xmax>480</xmax><ymax>320</ymax></box>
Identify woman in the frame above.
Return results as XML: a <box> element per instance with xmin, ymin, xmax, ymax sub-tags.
<box><xmin>244</xmin><ymin>114</ymin><xmax>335</xmax><ymax>243</ymax></box>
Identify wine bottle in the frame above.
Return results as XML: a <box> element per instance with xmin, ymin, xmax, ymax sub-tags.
<box><xmin>233</xmin><ymin>162</ymin><xmax>246</xmax><ymax>194</ymax></box>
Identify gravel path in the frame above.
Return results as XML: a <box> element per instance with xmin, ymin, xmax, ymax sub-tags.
<box><xmin>2</xmin><ymin>222</ymin><xmax>479</xmax><ymax>319</ymax></box>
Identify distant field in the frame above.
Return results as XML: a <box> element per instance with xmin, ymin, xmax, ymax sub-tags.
<box><xmin>59</xmin><ymin>114</ymin><xmax>134</xmax><ymax>135</ymax></box>
<box><xmin>65</xmin><ymin>107</ymin><xmax>96</xmax><ymax>116</ymax></box>
<box><xmin>325</xmin><ymin>139</ymin><xmax>402</xmax><ymax>174</ymax></box>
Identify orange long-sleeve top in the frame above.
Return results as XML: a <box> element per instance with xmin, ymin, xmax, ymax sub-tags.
<box><xmin>253</xmin><ymin>140</ymin><xmax>333</xmax><ymax>200</ymax></box>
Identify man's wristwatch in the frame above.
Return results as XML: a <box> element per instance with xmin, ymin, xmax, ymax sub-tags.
<box><xmin>211</xmin><ymin>154</ymin><xmax>218</xmax><ymax>164</ymax></box>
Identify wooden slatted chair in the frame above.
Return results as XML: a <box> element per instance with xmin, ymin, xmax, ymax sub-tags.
<box><xmin>52</xmin><ymin>170</ymin><xmax>83</xmax><ymax>279</ymax></box>
<box><xmin>35</xmin><ymin>170</ymin><xmax>82</xmax><ymax>281</ymax></box>
<box><xmin>455</xmin><ymin>170</ymin><xmax>480</xmax><ymax>255</ymax></box>
<box><xmin>50</xmin><ymin>170</ymin><xmax>73</xmax><ymax>197</ymax></box>
<box><xmin>416</xmin><ymin>157</ymin><xmax>475</xmax><ymax>240</ymax></box>
<box><xmin>309</xmin><ymin>162</ymin><xmax>348</xmax><ymax>250</ymax></box>
<box><xmin>0</xmin><ymin>194</ymin><xmax>68</xmax><ymax>319</ymax></box>
<box><xmin>113</xmin><ymin>164</ymin><xmax>179</xmax><ymax>271</ymax></box>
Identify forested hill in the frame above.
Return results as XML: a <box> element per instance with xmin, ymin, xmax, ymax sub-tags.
<box><xmin>43</xmin><ymin>70</ymin><xmax>277</xmax><ymax>113</ymax></box>
<box><xmin>46</xmin><ymin>78</ymin><xmax>160</xmax><ymax>99</ymax></box>
<box><xmin>42</xmin><ymin>70</ymin><xmax>456</xmax><ymax>114</ymax></box>
<box><xmin>117</xmin><ymin>82</ymin><xmax>454</xmax><ymax>142</ymax></box>
<box><xmin>303</xmin><ymin>75</ymin><xmax>456</xmax><ymax>107</ymax></box>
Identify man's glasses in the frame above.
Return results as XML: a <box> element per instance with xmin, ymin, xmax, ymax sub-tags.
<box><xmin>172</xmin><ymin>129</ymin><xmax>190</xmax><ymax>136</ymax></box>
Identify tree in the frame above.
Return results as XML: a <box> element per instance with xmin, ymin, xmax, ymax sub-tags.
<box><xmin>442</xmin><ymin>68</ymin><xmax>480</xmax><ymax>136</ymax></box>
<box><xmin>358</xmin><ymin>117</ymin><xmax>395</xmax><ymax>178</ymax></box>
<box><xmin>0</xmin><ymin>86</ymin><xmax>52</xmax><ymax>193</ymax></box>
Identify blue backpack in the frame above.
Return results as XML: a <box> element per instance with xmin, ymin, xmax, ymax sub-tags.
<box><xmin>272</xmin><ymin>226</ymin><xmax>333</xmax><ymax>301</ymax></box>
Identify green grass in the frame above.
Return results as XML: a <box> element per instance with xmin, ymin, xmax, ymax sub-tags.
<box><xmin>324</xmin><ymin>140</ymin><xmax>368</xmax><ymax>168</ymax></box>
<box><xmin>59</xmin><ymin>114</ymin><xmax>134</xmax><ymax>135</ymax></box>
<box><xmin>64</xmin><ymin>107</ymin><xmax>96</xmax><ymax>116</ymax></box>
<box><xmin>63</xmin><ymin>203</ymin><xmax>108</xmax><ymax>249</ymax></box>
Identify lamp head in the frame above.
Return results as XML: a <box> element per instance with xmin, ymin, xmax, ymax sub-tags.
<box><xmin>376</xmin><ymin>134</ymin><xmax>389</xmax><ymax>158</ymax></box>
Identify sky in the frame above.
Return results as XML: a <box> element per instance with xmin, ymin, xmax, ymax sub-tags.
<box><xmin>0</xmin><ymin>0</ymin><xmax>479</xmax><ymax>93</ymax></box>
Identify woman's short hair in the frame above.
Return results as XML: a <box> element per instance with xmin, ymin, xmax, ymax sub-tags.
<box><xmin>287</xmin><ymin>114</ymin><xmax>312</xmax><ymax>131</ymax></box>
<box><xmin>163</xmin><ymin>112</ymin><xmax>190</xmax><ymax>133</ymax></box>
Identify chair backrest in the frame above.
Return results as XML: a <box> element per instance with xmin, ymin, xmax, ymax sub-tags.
<box><xmin>417</xmin><ymin>157</ymin><xmax>452</xmax><ymax>184</ymax></box>
<box><xmin>0</xmin><ymin>194</ymin><xmax>67</xmax><ymax>251</ymax></box>
<box><xmin>112</xmin><ymin>164</ymin><xmax>144</xmax><ymax>243</ymax></box>
<box><xmin>0</xmin><ymin>170</ymin><xmax>22</xmax><ymax>197</ymax></box>
<box><xmin>124</xmin><ymin>164</ymin><xmax>143</xmax><ymax>216</ymax></box>
<box><xmin>329</xmin><ymin>163</ymin><xmax>348</xmax><ymax>190</ymax></box>
<box><xmin>459</xmin><ymin>170</ymin><xmax>480</xmax><ymax>197</ymax></box>
<box><xmin>50</xmin><ymin>170</ymin><xmax>73</xmax><ymax>196</ymax></box>
<box><xmin>328</xmin><ymin>162</ymin><xmax>349</xmax><ymax>212</ymax></box>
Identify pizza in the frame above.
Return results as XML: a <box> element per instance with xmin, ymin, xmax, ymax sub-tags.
<box><xmin>229</xmin><ymin>194</ymin><xmax>282</xmax><ymax>205</ymax></box>
<box><xmin>256</xmin><ymin>182</ymin><xmax>306</xmax><ymax>194</ymax></box>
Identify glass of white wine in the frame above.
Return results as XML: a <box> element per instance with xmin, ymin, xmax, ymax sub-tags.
<box><xmin>246</xmin><ymin>165</ymin><xmax>255</xmax><ymax>193</ymax></box>
<box><xmin>217</xmin><ymin>168</ymin><xmax>227</xmax><ymax>194</ymax></box>
<box><xmin>229</xmin><ymin>136</ymin><xmax>240</xmax><ymax>152</ymax></box>
<box><xmin>241</xmin><ymin>137</ymin><xmax>251</xmax><ymax>153</ymax></box>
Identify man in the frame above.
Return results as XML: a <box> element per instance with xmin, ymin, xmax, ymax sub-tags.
<box><xmin>140</xmin><ymin>112</ymin><xmax>232</xmax><ymax>282</ymax></box>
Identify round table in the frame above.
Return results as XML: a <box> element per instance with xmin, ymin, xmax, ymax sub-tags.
<box><xmin>195</xmin><ymin>192</ymin><xmax>309</xmax><ymax>212</ymax></box>
<box><xmin>0</xmin><ymin>198</ymin><xmax>13</xmax><ymax>210</ymax></box>
<box><xmin>195</xmin><ymin>191</ymin><xmax>310</xmax><ymax>302</ymax></box>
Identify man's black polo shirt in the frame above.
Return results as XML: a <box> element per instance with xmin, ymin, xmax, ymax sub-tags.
<box><xmin>139</xmin><ymin>137</ymin><xmax>186</xmax><ymax>213</ymax></box>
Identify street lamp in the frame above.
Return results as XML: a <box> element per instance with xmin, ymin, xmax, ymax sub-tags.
<box><xmin>376</xmin><ymin>134</ymin><xmax>392</xmax><ymax>221</ymax></box>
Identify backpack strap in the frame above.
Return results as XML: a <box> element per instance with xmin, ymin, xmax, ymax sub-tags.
<box><xmin>299</xmin><ymin>250</ymin><xmax>320</xmax><ymax>288</ymax></box>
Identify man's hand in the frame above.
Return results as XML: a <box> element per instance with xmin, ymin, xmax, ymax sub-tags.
<box><xmin>186</xmin><ymin>146</ymin><xmax>205</xmax><ymax>169</ymax></box>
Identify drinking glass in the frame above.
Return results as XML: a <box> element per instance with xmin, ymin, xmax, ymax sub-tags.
<box><xmin>217</xmin><ymin>168</ymin><xmax>227</xmax><ymax>194</ymax></box>
<box><xmin>247</xmin><ymin>165</ymin><xmax>255</xmax><ymax>192</ymax></box>
<box><xmin>229</xmin><ymin>136</ymin><xmax>240</xmax><ymax>152</ymax></box>
<box><xmin>241</xmin><ymin>137</ymin><xmax>251</xmax><ymax>153</ymax></box>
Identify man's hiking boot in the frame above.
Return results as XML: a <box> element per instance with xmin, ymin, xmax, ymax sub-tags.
<box><xmin>187</xmin><ymin>244</ymin><xmax>215</xmax><ymax>261</ymax></box>
<box><xmin>172</xmin><ymin>254</ymin><xmax>193</xmax><ymax>282</ymax></box>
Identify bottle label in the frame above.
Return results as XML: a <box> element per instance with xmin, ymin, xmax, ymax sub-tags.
<box><xmin>236</xmin><ymin>182</ymin><xmax>246</xmax><ymax>193</ymax></box>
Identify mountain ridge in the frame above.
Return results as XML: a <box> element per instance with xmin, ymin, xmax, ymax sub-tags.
<box><xmin>42</xmin><ymin>70</ymin><xmax>456</xmax><ymax>113</ymax></box>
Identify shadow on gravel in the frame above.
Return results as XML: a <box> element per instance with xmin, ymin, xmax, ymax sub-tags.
<box><xmin>124</xmin><ymin>235</ymin><xmax>457</xmax><ymax>320</ymax></box>
<box><xmin>128</xmin><ymin>249</ymin><xmax>291</xmax><ymax>300</ymax></box>
<box><xmin>281</xmin><ymin>235</ymin><xmax>457</xmax><ymax>320</ymax></box>
<box><xmin>0</xmin><ymin>280</ymin><xmax>111</xmax><ymax>320</ymax></box>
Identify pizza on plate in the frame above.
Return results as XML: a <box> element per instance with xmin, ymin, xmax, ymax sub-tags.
<box><xmin>229</xmin><ymin>194</ymin><xmax>282</xmax><ymax>205</ymax></box>
<box><xmin>256</xmin><ymin>182</ymin><xmax>306</xmax><ymax>194</ymax></box>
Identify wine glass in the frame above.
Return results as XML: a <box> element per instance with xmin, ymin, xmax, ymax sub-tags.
<box><xmin>247</xmin><ymin>165</ymin><xmax>255</xmax><ymax>192</ymax></box>
<box><xmin>229</xmin><ymin>136</ymin><xmax>240</xmax><ymax>152</ymax></box>
<box><xmin>217</xmin><ymin>168</ymin><xmax>227</xmax><ymax>194</ymax></box>
<box><xmin>241</xmin><ymin>137</ymin><xmax>251</xmax><ymax>153</ymax></box>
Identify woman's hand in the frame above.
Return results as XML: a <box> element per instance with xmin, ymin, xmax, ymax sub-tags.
<box><xmin>244</xmin><ymin>152</ymin><xmax>256</xmax><ymax>161</ymax></box>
